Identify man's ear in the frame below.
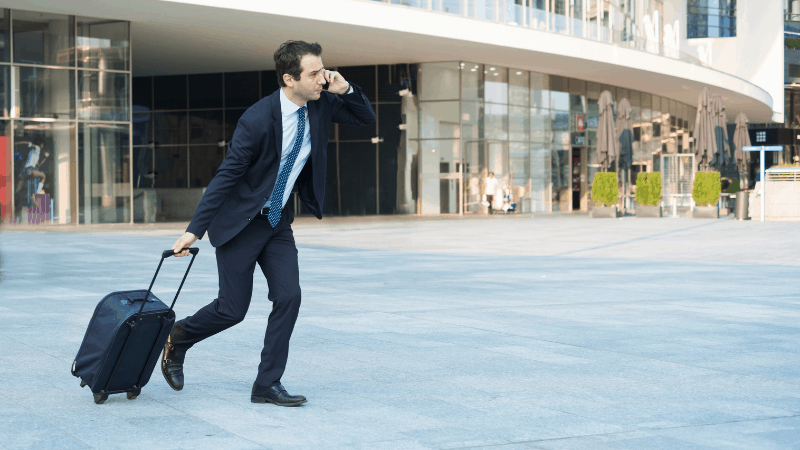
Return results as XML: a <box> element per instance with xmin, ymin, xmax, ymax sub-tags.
<box><xmin>283</xmin><ymin>73</ymin><xmax>295</xmax><ymax>88</ymax></box>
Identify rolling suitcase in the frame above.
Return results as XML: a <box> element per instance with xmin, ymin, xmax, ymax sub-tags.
<box><xmin>71</xmin><ymin>248</ymin><xmax>199</xmax><ymax>404</ymax></box>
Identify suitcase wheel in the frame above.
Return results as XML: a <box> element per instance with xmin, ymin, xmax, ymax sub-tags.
<box><xmin>93</xmin><ymin>393</ymin><xmax>108</xmax><ymax>404</ymax></box>
<box><xmin>127</xmin><ymin>386</ymin><xmax>141</xmax><ymax>400</ymax></box>
<box><xmin>80</xmin><ymin>380</ymin><xmax>86</xmax><ymax>388</ymax></box>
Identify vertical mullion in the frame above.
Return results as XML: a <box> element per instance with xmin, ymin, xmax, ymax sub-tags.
<box><xmin>128</xmin><ymin>21</ymin><xmax>133</xmax><ymax>223</ymax></box>
<box><xmin>375</xmin><ymin>65</ymin><xmax>379</xmax><ymax>215</ymax></box>
<box><xmin>8</xmin><ymin>9</ymin><xmax>14</xmax><ymax>220</ymax></box>
<box><xmin>73</xmin><ymin>14</ymin><xmax>80</xmax><ymax>224</ymax></box>
<box><xmin>186</xmin><ymin>75</ymin><xmax>189</xmax><ymax>188</ymax></box>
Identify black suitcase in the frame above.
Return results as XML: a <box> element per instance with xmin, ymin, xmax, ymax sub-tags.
<box><xmin>71</xmin><ymin>248</ymin><xmax>198</xmax><ymax>404</ymax></box>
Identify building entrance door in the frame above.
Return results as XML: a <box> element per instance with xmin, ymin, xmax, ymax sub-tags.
<box><xmin>571</xmin><ymin>147</ymin><xmax>588</xmax><ymax>211</ymax></box>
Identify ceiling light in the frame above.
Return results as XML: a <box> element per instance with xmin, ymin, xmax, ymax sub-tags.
<box><xmin>490</xmin><ymin>67</ymin><xmax>496</xmax><ymax>71</ymax></box>
<box><xmin>516</xmin><ymin>71</ymin><xmax>523</xmax><ymax>75</ymax></box>
<box><xmin>471</xmin><ymin>68</ymin><xmax>477</xmax><ymax>72</ymax></box>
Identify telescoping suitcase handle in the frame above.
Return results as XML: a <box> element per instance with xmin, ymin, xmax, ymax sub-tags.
<box><xmin>137</xmin><ymin>247</ymin><xmax>199</xmax><ymax>317</ymax></box>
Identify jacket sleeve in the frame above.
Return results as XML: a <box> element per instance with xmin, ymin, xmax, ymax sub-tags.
<box><xmin>186</xmin><ymin>116</ymin><xmax>257</xmax><ymax>239</ymax></box>
<box><xmin>330</xmin><ymin>83</ymin><xmax>376</xmax><ymax>127</ymax></box>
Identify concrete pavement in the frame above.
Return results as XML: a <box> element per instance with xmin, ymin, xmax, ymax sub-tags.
<box><xmin>1</xmin><ymin>214</ymin><xmax>799</xmax><ymax>449</ymax></box>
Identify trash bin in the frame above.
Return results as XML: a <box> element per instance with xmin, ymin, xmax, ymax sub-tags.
<box><xmin>734</xmin><ymin>191</ymin><xmax>749</xmax><ymax>220</ymax></box>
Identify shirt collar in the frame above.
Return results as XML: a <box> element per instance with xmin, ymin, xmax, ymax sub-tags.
<box><xmin>279</xmin><ymin>88</ymin><xmax>307</xmax><ymax>117</ymax></box>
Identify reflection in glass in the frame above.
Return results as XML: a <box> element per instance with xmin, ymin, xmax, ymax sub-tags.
<box><xmin>78</xmin><ymin>123</ymin><xmax>130</xmax><ymax>223</ymax></box>
<box><xmin>509</xmin><ymin>105</ymin><xmax>529</xmax><ymax>142</ymax></box>
<box><xmin>461</xmin><ymin>63</ymin><xmax>482</xmax><ymax>101</ymax></box>
<box><xmin>78</xmin><ymin>71</ymin><xmax>130</xmax><ymax>121</ymax></box>
<box><xmin>509</xmin><ymin>69</ymin><xmax>529</xmax><ymax>105</ymax></box>
<box><xmin>531</xmin><ymin>73</ymin><xmax>550</xmax><ymax>109</ymax></box>
<box><xmin>0</xmin><ymin>66</ymin><xmax>9</xmax><ymax>117</ymax></box>
<box><xmin>420</xmin><ymin>101</ymin><xmax>460</xmax><ymax>139</ymax></box>
<box><xmin>484</xmin><ymin>103</ymin><xmax>508</xmax><ymax>141</ymax></box>
<box><xmin>461</xmin><ymin>101</ymin><xmax>480</xmax><ymax>140</ymax></box>
<box><xmin>530</xmin><ymin>143</ymin><xmax>551</xmax><ymax>212</ymax></box>
<box><xmin>0</xmin><ymin>10</ymin><xmax>9</xmax><ymax>63</ymax></box>
<box><xmin>76</xmin><ymin>18</ymin><xmax>129</xmax><ymax>70</ymax></box>
<box><xmin>154</xmin><ymin>111</ymin><xmax>188</xmax><ymax>145</ymax></box>
<box><xmin>225</xmin><ymin>108</ymin><xmax>247</xmax><ymax>141</ymax></box>
<box><xmin>530</xmin><ymin>107</ymin><xmax>550</xmax><ymax>143</ymax></box>
<box><xmin>13</xmin><ymin>121</ymin><xmax>73</xmax><ymax>224</ymax></box>
<box><xmin>153</xmin><ymin>146</ymin><xmax>187</xmax><ymax>188</ymax></box>
<box><xmin>15</xmin><ymin>67</ymin><xmax>75</xmax><ymax>119</ymax></box>
<box><xmin>551</xmin><ymin>91</ymin><xmax>569</xmax><ymax>111</ymax></box>
<box><xmin>419</xmin><ymin>62</ymin><xmax>460</xmax><ymax>101</ymax></box>
<box><xmin>189</xmin><ymin>109</ymin><xmax>223</xmax><ymax>144</ymax></box>
<box><xmin>189</xmin><ymin>145</ymin><xmax>224</xmax><ymax>187</ymax></box>
<box><xmin>13</xmin><ymin>11</ymin><xmax>74</xmax><ymax>66</ymax></box>
<box><xmin>132</xmin><ymin>110</ymin><xmax>152</xmax><ymax>146</ymax></box>
<box><xmin>484</xmin><ymin>66</ymin><xmax>507</xmax><ymax>104</ymax></box>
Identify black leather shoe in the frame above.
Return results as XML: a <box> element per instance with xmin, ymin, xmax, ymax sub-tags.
<box><xmin>251</xmin><ymin>382</ymin><xmax>307</xmax><ymax>406</ymax></box>
<box><xmin>161</xmin><ymin>324</ymin><xmax>188</xmax><ymax>391</ymax></box>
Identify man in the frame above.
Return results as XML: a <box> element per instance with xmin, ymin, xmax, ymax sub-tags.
<box><xmin>164</xmin><ymin>41</ymin><xmax>375</xmax><ymax>406</ymax></box>
<box><xmin>15</xmin><ymin>138</ymin><xmax>48</xmax><ymax>208</ymax></box>
<box><xmin>484</xmin><ymin>172</ymin><xmax>499</xmax><ymax>214</ymax></box>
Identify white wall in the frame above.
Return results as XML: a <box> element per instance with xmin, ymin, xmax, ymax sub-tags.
<box><xmin>667</xmin><ymin>0</ymin><xmax>784</xmax><ymax>123</ymax></box>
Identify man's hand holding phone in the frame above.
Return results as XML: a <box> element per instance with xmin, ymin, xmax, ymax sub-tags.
<box><xmin>323</xmin><ymin>70</ymin><xmax>350</xmax><ymax>95</ymax></box>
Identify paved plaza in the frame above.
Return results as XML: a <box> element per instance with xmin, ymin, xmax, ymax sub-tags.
<box><xmin>1</xmin><ymin>214</ymin><xmax>800</xmax><ymax>449</ymax></box>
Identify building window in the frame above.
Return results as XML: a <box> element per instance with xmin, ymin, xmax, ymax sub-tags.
<box><xmin>688</xmin><ymin>0</ymin><xmax>736</xmax><ymax>38</ymax></box>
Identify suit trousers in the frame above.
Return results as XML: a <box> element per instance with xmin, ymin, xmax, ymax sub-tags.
<box><xmin>175</xmin><ymin>208</ymin><xmax>301</xmax><ymax>387</ymax></box>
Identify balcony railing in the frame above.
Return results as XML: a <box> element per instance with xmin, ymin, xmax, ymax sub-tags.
<box><xmin>367</xmin><ymin>0</ymin><xmax>708</xmax><ymax>67</ymax></box>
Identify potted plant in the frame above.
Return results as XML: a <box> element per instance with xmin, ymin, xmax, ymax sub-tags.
<box><xmin>691</xmin><ymin>171</ymin><xmax>720</xmax><ymax>218</ymax></box>
<box><xmin>635</xmin><ymin>172</ymin><xmax>662</xmax><ymax>217</ymax></box>
<box><xmin>590</xmin><ymin>172</ymin><xmax>620</xmax><ymax>218</ymax></box>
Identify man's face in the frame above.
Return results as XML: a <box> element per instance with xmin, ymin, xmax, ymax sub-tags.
<box><xmin>286</xmin><ymin>54</ymin><xmax>326</xmax><ymax>103</ymax></box>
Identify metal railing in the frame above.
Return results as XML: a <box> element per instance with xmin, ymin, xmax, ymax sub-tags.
<box><xmin>368</xmin><ymin>0</ymin><xmax>708</xmax><ymax>67</ymax></box>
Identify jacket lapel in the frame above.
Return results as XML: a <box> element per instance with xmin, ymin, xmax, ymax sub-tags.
<box><xmin>271</xmin><ymin>91</ymin><xmax>282</xmax><ymax>158</ymax></box>
<box><xmin>307</xmin><ymin>100</ymin><xmax>319</xmax><ymax>165</ymax></box>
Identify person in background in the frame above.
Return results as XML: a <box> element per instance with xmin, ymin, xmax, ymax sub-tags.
<box><xmin>484</xmin><ymin>172</ymin><xmax>499</xmax><ymax>214</ymax></box>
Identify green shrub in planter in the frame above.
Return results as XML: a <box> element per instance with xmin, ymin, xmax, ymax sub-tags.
<box><xmin>692</xmin><ymin>171</ymin><xmax>721</xmax><ymax>207</ymax></box>
<box><xmin>591</xmin><ymin>172</ymin><xmax>618</xmax><ymax>207</ymax></box>
<box><xmin>635</xmin><ymin>172</ymin><xmax>662</xmax><ymax>206</ymax></box>
<box><xmin>726</xmin><ymin>178</ymin><xmax>740</xmax><ymax>194</ymax></box>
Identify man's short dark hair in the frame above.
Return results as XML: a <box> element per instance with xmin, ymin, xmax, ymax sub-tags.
<box><xmin>274</xmin><ymin>40</ymin><xmax>322</xmax><ymax>87</ymax></box>
<box><xmin>33</xmin><ymin>137</ymin><xmax>45</xmax><ymax>148</ymax></box>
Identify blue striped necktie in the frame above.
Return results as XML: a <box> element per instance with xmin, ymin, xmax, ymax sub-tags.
<box><xmin>268</xmin><ymin>107</ymin><xmax>305</xmax><ymax>227</ymax></box>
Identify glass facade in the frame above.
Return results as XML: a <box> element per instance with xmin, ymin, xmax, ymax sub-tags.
<box><xmin>129</xmin><ymin>61</ymin><xmax>696</xmax><ymax>220</ymax></box>
<box><xmin>132</xmin><ymin>64</ymin><xmax>410</xmax><ymax>220</ymax></box>
<box><xmin>0</xmin><ymin>8</ymin><xmax>131</xmax><ymax>224</ymax></box>
<box><xmin>414</xmin><ymin>62</ymin><xmax>696</xmax><ymax>214</ymax></box>
<box><xmin>688</xmin><ymin>0</ymin><xmax>737</xmax><ymax>38</ymax></box>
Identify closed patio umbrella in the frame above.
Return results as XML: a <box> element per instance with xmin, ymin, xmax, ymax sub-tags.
<box><xmin>732</xmin><ymin>111</ymin><xmax>751</xmax><ymax>188</ymax></box>
<box><xmin>597</xmin><ymin>90</ymin><xmax>618</xmax><ymax>171</ymax></box>
<box><xmin>616</xmin><ymin>98</ymin><xmax>634</xmax><ymax>210</ymax></box>
<box><xmin>710</xmin><ymin>95</ymin><xmax>738</xmax><ymax>180</ymax></box>
<box><xmin>733</xmin><ymin>111</ymin><xmax>751</xmax><ymax>166</ymax></box>
<box><xmin>693</xmin><ymin>87</ymin><xmax>714</xmax><ymax>170</ymax></box>
<box><xmin>616</xmin><ymin>98</ymin><xmax>633</xmax><ymax>171</ymax></box>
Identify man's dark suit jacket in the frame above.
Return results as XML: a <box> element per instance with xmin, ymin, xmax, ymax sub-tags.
<box><xmin>186</xmin><ymin>84</ymin><xmax>376</xmax><ymax>247</ymax></box>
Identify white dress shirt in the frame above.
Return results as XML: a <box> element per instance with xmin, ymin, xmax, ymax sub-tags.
<box><xmin>265</xmin><ymin>85</ymin><xmax>354</xmax><ymax>210</ymax></box>
<box><xmin>264</xmin><ymin>88</ymin><xmax>313</xmax><ymax>210</ymax></box>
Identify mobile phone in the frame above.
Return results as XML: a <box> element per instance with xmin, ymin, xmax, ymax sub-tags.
<box><xmin>322</xmin><ymin>81</ymin><xmax>330</xmax><ymax>91</ymax></box>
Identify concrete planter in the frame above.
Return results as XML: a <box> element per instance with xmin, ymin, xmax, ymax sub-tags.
<box><xmin>636</xmin><ymin>205</ymin><xmax>662</xmax><ymax>218</ymax></box>
<box><xmin>590</xmin><ymin>205</ymin><xmax>620</xmax><ymax>218</ymax></box>
<box><xmin>690</xmin><ymin>206</ymin><xmax>719</xmax><ymax>219</ymax></box>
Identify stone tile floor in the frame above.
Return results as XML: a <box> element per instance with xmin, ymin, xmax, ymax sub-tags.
<box><xmin>1</xmin><ymin>214</ymin><xmax>799</xmax><ymax>449</ymax></box>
